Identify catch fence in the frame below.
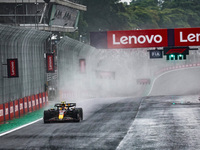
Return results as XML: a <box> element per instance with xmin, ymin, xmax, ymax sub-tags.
<box><xmin>0</xmin><ymin>24</ymin><xmax>51</xmax><ymax>104</ymax></box>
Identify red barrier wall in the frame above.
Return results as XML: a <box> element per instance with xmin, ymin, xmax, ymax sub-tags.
<box><xmin>24</xmin><ymin>97</ymin><xmax>28</xmax><ymax>114</ymax></box>
<box><xmin>28</xmin><ymin>96</ymin><xmax>32</xmax><ymax>112</ymax></box>
<box><xmin>0</xmin><ymin>92</ymin><xmax>48</xmax><ymax>123</ymax></box>
<box><xmin>39</xmin><ymin>93</ymin><xmax>42</xmax><ymax>108</ymax></box>
<box><xmin>31</xmin><ymin>95</ymin><xmax>36</xmax><ymax>111</ymax></box>
<box><xmin>43</xmin><ymin>92</ymin><xmax>46</xmax><ymax>105</ymax></box>
<box><xmin>14</xmin><ymin>100</ymin><xmax>19</xmax><ymax>118</ymax></box>
<box><xmin>9</xmin><ymin>101</ymin><xmax>14</xmax><ymax>120</ymax></box>
<box><xmin>0</xmin><ymin>104</ymin><xmax>4</xmax><ymax>122</ymax></box>
<box><xmin>4</xmin><ymin>103</ymin><xmax>9</xmax><ymax>121</ymax></box>
<box><xmin>19</xmin><ymin>98</ymin><xmax>24</xmax><ymax>117</ymax></box>
<box><xmin>35</xmin><ymin>95</ymin><xmax>39</xmax><ymax>110</ymax></box>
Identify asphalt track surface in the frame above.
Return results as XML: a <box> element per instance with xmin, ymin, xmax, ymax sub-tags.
<box><xmin>0</xmin><ymin>96</ymin><xmax>200</xmax><ymax>150</ymax></box>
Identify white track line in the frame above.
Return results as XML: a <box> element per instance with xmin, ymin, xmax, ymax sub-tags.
<box><xmin>0</xmin><ymin>118</ymin><xmax>43</xmax><ymax>137</ymax></box>
<box><xmin>147</xmin><ymin>66</ymin><xmax>200</xmax><ymax>96</ymax></box>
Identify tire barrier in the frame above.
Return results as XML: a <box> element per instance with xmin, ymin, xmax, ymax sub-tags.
<box><xmin>39</xmin><ymin>93</ymin><xmax>43</xmax><ymax>108</ymax></box>
<box><xmin>14</xmin><ymin>100</ymin><xmax>19</xmax><ymax>118</ymax></box>
<box><xmin>24</xmin><ymin>97</ymin><xmax>28</xmax><ymax>114</ymax></box>
<box><xmin>35</xmin><ymin>95</ymin><xmax>39</xmax><ymax>110</ymax></box>
<box><xmin>9</xmin><ymin>101</ymin><xmax>14</xmax><ymax>120</ymax></box>
<box><xmin>28</xmin><ymin>96</ymin><xmax>32</xmax><ymax>113</ymax></box>
<box><xmin>0</xmin><ymin>92</ymin><xmax>48</xmax><ymax>123</ymax></box>
<box><xmin>4</xmin><ymin>103</ymin><xmax>9</xmax><ymax>121</ymax></box>
<box><xmin>0</xmin><ymin>104</ymin><xmax>4</xmax><ymax>122</ymax></box>
<box><xmin>31</xmin><ymin>95</ymin><xmax>36</xmax><ymax>112</ymax></box>
<box><xmin>19</xmin><ymin>99</ymin><xmax>24</xmax><ymax>117</ymax></box>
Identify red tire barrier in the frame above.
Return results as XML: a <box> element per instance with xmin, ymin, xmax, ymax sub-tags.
<box><xmin>28</xmin><ymin>96</ymin><xmax>32</xmax><ymax>112</ymax></box>
<box><xmin>0</xmin><ymin>104</ymin><xmax>4</xmax><ymax>122</ymax></box>
<box><xmin>9</xmin><ymin>101</ymin><xmax>14</xmax><ymax>120</ymax></box>
<box><xmin>4</xmin><ymin>103</ymin><xmax>9</xmax><ymax>121</ymax></box>
<box><xmin>39</xmin><ymin>93</ymin><xmax>43</xmax><ymax>108</ymax></box>
<box><xmin>14</xmin><ymin>100</ymin><xmax>19</xmax><ymax>118</ymax></box>
<box><xmin>35</xmin><ymin>95</ymin><xmax>39</xmax><ymax>110</ymax></box>
<box><xmin>42</xmin><ymin>92</ymin><xmax>46</xmax><ymax>105</ymax></box>
<box><xmin>31</xmin><ymin>95</ymin><xmax>36</xmax><ymax>111</ymax></box>
<box><xmin>19</xmin><ymin>98</ymin><xmax>24</xmax><ymax>117</ymax></box>
<box><xmin>24</xmin><ymin>97</ymin><xmax>28</xmax><ymax>114</ymax></box>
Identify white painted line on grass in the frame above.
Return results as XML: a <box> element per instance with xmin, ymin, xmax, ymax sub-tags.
<box><xmin>0</xmin><ymin>118</ymin><xmax>43</xmax><ymax>137</ymax></box>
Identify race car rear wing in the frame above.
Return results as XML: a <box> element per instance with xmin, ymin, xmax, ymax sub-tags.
<box><xmin>54</xmin><ymin>103</ymin><xmax>76</xmax><ymax>107</ymax></box>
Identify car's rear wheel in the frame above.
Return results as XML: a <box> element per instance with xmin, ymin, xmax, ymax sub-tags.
<box><xmin>73</xmin><ymin>110</ymin><xmax>81</xmax><ymax>122</ymax></box>
<box><xmin>43</xmin><ymin>111</ymin><xmax>51</xmax><ymax>123</ymax></box>
<box><xmin>77</xmin><ymin>108</ymin><xmax>83</xmax><ymax>120</ymax></box>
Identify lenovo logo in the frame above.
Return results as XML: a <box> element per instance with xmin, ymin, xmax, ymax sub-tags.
<box><xmin>46</xmin><ymin>54</ymin><xmax>54</xmax><ymax>73</ymax></box>
<box><xmin>107</xmin><ymin>29</ymin><xmax>168</xmax><ymax>49</ymax></box>
<box><xmin>7</xmin><ymin>59</ymin><xmax>19</xmax><ymax>78</ymax></box>
<box><xmin>113</xmin><ymin>34</ymin><xmax>162</xmax><ymax>45</ymax></box>
<box><xmin>175</xmin><ymin>28</ymin><xmax>200</xmax><ymax>46</ymax></box>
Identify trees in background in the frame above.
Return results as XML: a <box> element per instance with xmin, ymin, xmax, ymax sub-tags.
<box><xmin>73</xmin><ymin>0</ymin><xmax>200</xmax><ymax>42</ymax></box>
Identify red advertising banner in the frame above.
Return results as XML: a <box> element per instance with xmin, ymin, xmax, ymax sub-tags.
<box><xmin>107</xmin><ymin>29</ymin><xmax>168</xmax><ymax>49</ymax></box>
<box><xmin>35</xmin><ymin>95</ymin><xmax>39</xmax><ymax>110</ymax></box>
<box><xmin>39</xmin><ymin>93</ymin><xmax>43</xmax><ymax>108</ymax></box>
<box><xmin>14</xmin><ymin>100</ymin><xmax>19</xmax><ymax>118</ymax></box>
<box><xmin>28</xmin><ymin>96</ymin><xmax>32</xmax><ymax>112</ymax></box>
<box><xmin>174</xmin><ymin>27</ymin><xmax>200</xmax><ymax>47</ymax></box>
<box><xmin>4</xmin><ymin>103</ymin><xmax>9</xmax><ymax>121</ymax></box>
<box><xmin>31</xmin><ymin>95</ymin><xmax>36</xmax><ymax>111</ymax></box>
<box><xmin>7</xmin><ymin>59</ymin><xmax>19</xmax><ymax>78</ymax></box>
<box><xmin>46</xmin><ymin>53</ymin><xmax>55</xmax><ymax>73</ymax></box>
<box><xmin>43</xmin><ymin>92</ymin><xmax>46</xmax><ymax>105</ymax></box>
<box><xmin>19</xmin><ymin>98</ymin><xmax>24</xmax><ymax>116</ymax></box>
<box><xmin>9</xmin><ymin>101</ymin><xmax>14</xmax><ymax>120</ymax></box>
<box><xmin>79</xmin><ymin>59</ymin><xmax>86</xmax><ymax>73</ymax></box>
<box><xmin>0</xmin><ymin>104</ymin><xmax>4</xmax><ymax>122</ymax></box>
<box><xmin>90</xmin><ymin>27</ymin><xmax>200</xmax><ymax>49</ymax></box>
<box><xmin>24</xmin><ymin>97</ymin><xmax>28</xmax><ymax>114</ymax></box>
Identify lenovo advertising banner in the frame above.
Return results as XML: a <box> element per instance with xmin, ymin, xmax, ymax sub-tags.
<box><xmin>46</xmin><ymin>53</ymin><xmax>55</xmax><ymax>73</ymax></box>
<box><xmin>107</xmin><ymin>29</ymin><xmax>168</xmax><ymax>49</ymax></box>
<box><xmin>7</xmin><ymin>59</ymin><xmax>19</xmax><ymax>78</ymax></box>
<box><xmin>90</xmin><ymin>27</ymin><xmax>200</xmax><ymax>49</ymax></box>
<box><xmin>174</xmin><ymin>28</ymin><xmax>200</xmax><ymax>47</ymax></box>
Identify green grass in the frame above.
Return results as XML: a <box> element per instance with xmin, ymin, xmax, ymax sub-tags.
<box><xmin>0</xmin><ymin>106</ymin><xmax>48</xmax><ymax>134</ymax></box>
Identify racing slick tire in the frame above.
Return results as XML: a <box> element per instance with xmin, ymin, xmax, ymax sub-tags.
<box><xmin>77</xmin><ymin>108</ymin><xmax>83</xmax><ymax>120</ymax></box>
<box><xmin>73</xmin><ymin>109</ymin><xmax>81</xmax><ymax>122</ymax></box>
<box><xmin>43</xmin><ymin>110</ymin><xmax>51</xmax><ymax>123</ymax></box>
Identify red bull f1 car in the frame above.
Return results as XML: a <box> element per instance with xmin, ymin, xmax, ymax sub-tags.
<box><xmin>43</xmin><ymin>102</ymin><xmax>83</xmax><ymax>123</ymax></box>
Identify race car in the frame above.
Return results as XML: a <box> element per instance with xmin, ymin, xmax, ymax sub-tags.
<box><xmin>43</xmin><ymin>101</ymin><xmax>83</xmax><ymax>123</ymax></box>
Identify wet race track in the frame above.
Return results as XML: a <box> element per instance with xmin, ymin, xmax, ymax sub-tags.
<box><xmin>0</xmin><ymin>96</ymin><xmax>200</xmax><ymax>150</ymax></box>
